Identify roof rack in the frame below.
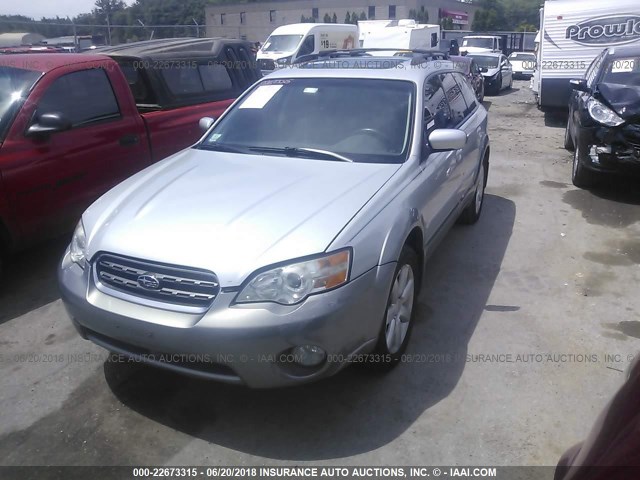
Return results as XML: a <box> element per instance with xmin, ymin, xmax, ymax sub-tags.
<box><xmin>293</xmin><ymin>48</ymin><xmax>450</xmax><ymax>66</ymax></box>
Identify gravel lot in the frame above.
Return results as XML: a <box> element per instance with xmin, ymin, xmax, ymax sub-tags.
<box><xmin>1</xmin><ymin>80</ymin><xmax>639</xmax><ymax>467</ymax></box>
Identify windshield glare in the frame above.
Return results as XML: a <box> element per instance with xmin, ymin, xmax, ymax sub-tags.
<box><xmin>469</xmin><ymin>55</ymin><xmax>499</xmax><ymax>69</ymax></box>
<box><xmin>203</xmin><ymin>78</ymin><xmax>414</xmax><ymax>164</ymax></box>
<box><xmin>0</xmin><ymin>66</ymin><xmax>41</xmax><ymax>143</ymax></box>
<box><xmin>261</xmin><ymin>35</ymin><xmax>303</xmax><ymax>53</ymax></box>
<box><xmin>602</xmin><ymin>57</ymin><xmax>640</xmax><ymax>85</ymax></box>
<box><xmin>463</xmin><ymin>38</ymin><xmax>494</xmax><ymax>49</ymax></box>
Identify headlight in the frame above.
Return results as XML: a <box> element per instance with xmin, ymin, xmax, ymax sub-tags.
<box><xmin>587</xmin><ymin>97</ymin><xmax>625</xmax><ymax>127</ymax></box>
<box><xmin>276</xmin><ymin>56</ymin><xmax>292</xmax><ymax>67</ymax></box>
<box><xmin>235</xmin><ymin>249</ymin><xmax>351</xmax><ymax>305</ymax></box>
<box><xmin>70</xmin><ymin>221</ymin><xmax>87</xmax><ymax>268</ymax></box>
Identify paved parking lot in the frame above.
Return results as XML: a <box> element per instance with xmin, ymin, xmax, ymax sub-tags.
<box><xmin>1</xmin><ymin>80</ymin><xmax>639</xmax><ymax>466</ymax></box>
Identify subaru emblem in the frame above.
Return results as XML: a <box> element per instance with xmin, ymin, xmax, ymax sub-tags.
<box><xmin>137</xmin><ymin>274</ymin><xmax>161</xmax><ymax>290</ymax></box>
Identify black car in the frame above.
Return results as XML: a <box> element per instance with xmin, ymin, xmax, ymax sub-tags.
<box><xmin>565</xmin><ymin>45</ymin><xmax>640</xmax><ymax>188</ymax></box>
<box><xmin>451</xmin><ymin>55</ymin><xmax>485</xmax><ymax>102</ymax></box>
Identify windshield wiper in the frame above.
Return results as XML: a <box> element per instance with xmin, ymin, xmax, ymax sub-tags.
<box><xmin>249</xmin><ymin>146</ymin><xmax>353</xmax><ymax>163</ymax></box>
<box><xmin>196</xmin><ymin>143</ymin><xmax>248</xmax><ymax>154</ymax></box>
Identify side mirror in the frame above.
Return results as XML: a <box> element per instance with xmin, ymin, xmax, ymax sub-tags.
<box><xmin>480</xmin><ymin>67</ymin><xmax>488</xmax><ymax>73</ymax></box>
<box><xmin>569</xmin><ymin>78</ymin><xmax>589</xmax><ymax>93</ymax></box>
<box><xmin>199</xmin><ymin>116</ymin><xmax>215</xmax><ymax>132</ymax></box>
<box><xmin>26</xmin><ymin>112</ymin><xmax>71</xmax><ymax>137</ymax></box>
<box><xmin>428</xmin><ymin>129</ymin><xmax>467</xmax><ymax>151</ymax></box>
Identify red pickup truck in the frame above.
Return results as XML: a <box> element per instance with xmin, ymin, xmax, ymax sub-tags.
<box><xmin>0</xmin><ymin>38</ymin><xmax>260</xmax><ymax>272</ymax></box>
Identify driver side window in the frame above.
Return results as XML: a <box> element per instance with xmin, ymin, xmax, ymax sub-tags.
<box><xmin>299</xmin><ymin>35</ymin><xmax>315</xmax><ymax>56</ymax></box>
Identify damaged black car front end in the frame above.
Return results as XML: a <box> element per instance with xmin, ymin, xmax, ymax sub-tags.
<box><xmin>565</xmin><ymin>46</ymin><xmax>640</xmax><ymax>188</ymax></box>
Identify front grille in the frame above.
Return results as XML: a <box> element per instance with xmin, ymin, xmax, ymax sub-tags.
<box><xmin>258</xmin><ymin>58</ymin><xmax>275</xmax><ymax>70</ymax></box>
<box><xmin>94</xmin><ymin>253</ymin><xmax>220</xmax><ymax>308</ymax></box>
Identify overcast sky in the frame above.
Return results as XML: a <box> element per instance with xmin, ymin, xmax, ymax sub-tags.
<box><xmin>0</xmin><ymin>1</ymin><xmax>134</xmax><ymax>19</ymax></box>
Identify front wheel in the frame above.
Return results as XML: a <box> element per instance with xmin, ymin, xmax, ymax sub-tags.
<box><xmin>572</xmin><ymin>143</ymin><xmax>596</xmax><ymax>188</ymax></box>
<box><xmin>564</xmin><ymin>115</ymin><xmax>575</xmax><ymax>151</ymax></box>
<box><xmin>369</xmin><ymin>246</ymin><xmax>419</xmax><ymax>368</ymax></box>
<box><xmin>459</xmin><ymin>160</ymin><xmax>487</xmax><ymax>225</ymax></box>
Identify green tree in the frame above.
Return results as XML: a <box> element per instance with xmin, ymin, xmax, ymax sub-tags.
<box><xmin>440</xmin><ymin>17</ymin><xmax>454</xmax><ymax>29</ymax></box>
<box><xmin>344</xmin><ymin>11</ymin><xmax>352</xmax><ymax>24</ymax></box>
<box><xmin>472</xmin><ymin>0</ymin><xmax>508</xmax><ymax>31</ymax></box>
<box><xmin>409</xmin><ymin>6</ymin><xmax>429</xmax><ymax>24</ymax></box>
<box><xmin>332</xmin><ymin>13</ymin><xmax>338</xmax><ymax>24</ymax></box>
<box><xmin>323</xmin><ymin>13</ymin><xmax>332</xmax><ymax>23</ymax></box>
<box><xmin>359</xmin><ymin>11</ymin><xmax>367</xmax><ymax>21</ymax></box>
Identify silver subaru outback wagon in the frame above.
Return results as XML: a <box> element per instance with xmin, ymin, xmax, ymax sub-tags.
<box><xmin>58</xmin><ymin>53</ymin><xmax>490</xmax><ymax>388</ymax></box>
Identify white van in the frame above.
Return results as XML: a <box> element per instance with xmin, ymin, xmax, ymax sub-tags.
<box><xmin>360</xmin><ymin>19</ymin><xmax>440</xmax><ymax>53</ymax></box>
<box><xmin>257</xmin><ymin>23</ymin><xmax>358</xmax><ymax>73</ymax></box>
<box><xmin>533</xmin><ymin>0</ymin><xmax>640</xmax><ymax>108</ymax></box>
<box><xmin>459</xmin><ymin>35</ymin><xmax>503</xmax><ymax>55</ymax></box>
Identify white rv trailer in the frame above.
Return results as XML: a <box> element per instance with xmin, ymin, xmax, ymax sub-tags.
<box><xmin>360</xmin><ymin>19</ymin><xmax>440</xmax><ymax>54</ymax></box>
<box><xmin>533</xmin><ymin>0</ymin><xmax>640</xmax><ymax>108</ymax></box>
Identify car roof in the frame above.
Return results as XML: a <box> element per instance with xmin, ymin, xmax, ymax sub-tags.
<box><xmin>0</xmin><ymin>53</ymin><xmax>109</xmax><ymax>72</ymax></box>
<box><xmin>264</xmin><ymin>57</ymin><xmax>458</xmax><ymax>83</ymax></box>
<box><xmin>606</xmin><ymin>45</ymin><xmax>640</xmax><ymax>58</ymax></box>
<box><xmin>466</xmin><ymin>52</ymin><xmax>502</xmax><ymax>58</ymax></box>
<box><xmin>96</xmin><ymin>37</ymin><xmax>251</xmax><ymax>59</ymax></box>
<box><xmin>449</xmin><ymin>55</ymin><xmax>471</xmax><ymax>63</ymax></box>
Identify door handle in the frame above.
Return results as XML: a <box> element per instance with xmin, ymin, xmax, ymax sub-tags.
<box><xmin>119</xmin><ymin>134</ymin><xmax>139</xmax><ymax>147</ymax></box>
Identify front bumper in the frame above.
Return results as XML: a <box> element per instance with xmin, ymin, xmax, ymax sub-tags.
<box><xmin>577</xmin><ymin>122</ymin><xmax>640</xmax><ymax>174</ymax></box>
<box><xmin>58</xmin><ymin>249</ymin><xmax>395</xmax><ymax>388</ymax></box>
<box><xmin>513</xmin><ymin>70</ymin><xmax>533</xmax><ymax>78</ymax></box>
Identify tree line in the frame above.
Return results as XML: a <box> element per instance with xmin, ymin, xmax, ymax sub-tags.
<box><xmin>0</xmin><ymin>0</ymin><xmax>541</xmax><ymax>45</ymax></box>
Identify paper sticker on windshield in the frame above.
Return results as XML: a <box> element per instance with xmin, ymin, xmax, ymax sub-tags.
<box><xmin>239</xmin><ymin>85</ymin><xmax>283</xmax><ymax>109</ymax></box>
<box><xmin>611</xmin><ymin>58</ymin><xmax>636</xmax><ymax>73</ymax></box>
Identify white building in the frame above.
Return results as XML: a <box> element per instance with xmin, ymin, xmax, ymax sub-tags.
<box><xmin>205</xmin><ymin>0</ymin><xmax>478</xmax><ymax>42</ymax></box>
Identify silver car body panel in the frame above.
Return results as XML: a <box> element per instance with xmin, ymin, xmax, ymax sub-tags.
<box><xmin>59</xmin><ymin>59</ymin><xmax>490</xmax><ymax>387</ymax></box>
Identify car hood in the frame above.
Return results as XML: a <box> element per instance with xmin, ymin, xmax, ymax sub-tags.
<box><xmin>480</xmin><ymin>67</ymin><xmax>500</xmax><ymax>77</ymax></box>
<box><xmin>461</xmin><ymin>47</ymin><xmax>494</xmax><ymax>54</ymax></box>
<box><xmin>83</xmin><ymin>148</ymin><xmax>401</xmax><ymax>287</ymax></box>
<box><xmin>510</xmin><ymin>60</ymin><xmax>533</xmax><ymax>70</ymax></box>
<box><xmin>597</xmin><ymin>83</ymin><xmax>640</xmax><ymax>120</ymax></box>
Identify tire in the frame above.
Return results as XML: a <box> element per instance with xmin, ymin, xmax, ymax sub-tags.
<box><xmin>368</xmin><ymin>246</ymin><xmax>420</xmax><ymax>368</ymax></box>
<box><xmin>493</xmin><ymin>74</ymin><xmax>502</xmax><ymax>95</ymax></box>
<box><xmin>572</xmin><ymin>143</ymin><xmax>597</xmax><ymax>189</ymax></box>
<box><xmin>564</xmin><ymin>115</ymin><xmax>575</xmax><ymax>151</ymax></box>
<box><xmin>459</xmin><ymin>158</ymin><xmax>487</xmax><ymax>225</ymax></box>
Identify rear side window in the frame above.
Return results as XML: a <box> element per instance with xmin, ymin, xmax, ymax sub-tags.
<box><xmin>451</xmin><ymin>72</ymin><xmax>477</xmax><ymax>116</ymax></box>
<box><xmin>199</xmin><ymin>64</ymin><xmax>233</xmax><ymax>91</ymax></box>
<box><xmin>161</xmin><ymin>63</ymin><xmax>235</xmax><ymax>98</ymax></box>
<box><xmin>424</xmin><ymin>74</ymin><xmax>452</xmax><ymax>133</ymax></box>
<box><xmin>38</xmin><ymin>69</ymin><xmax>120</xmax><ymax>127</ymax></box>
<box><xmin>441</xmin><ymin>73</ymin><xmax>467</xmax><ymax>126</ymax></box>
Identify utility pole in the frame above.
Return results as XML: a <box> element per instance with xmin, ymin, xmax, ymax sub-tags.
<box><xmin>193</xmin><ymin>18</ymin><xmax>200</xmax><ymax>38</ymax></box>
<box><xmin>106</xmin><ymin>14</ymin><xmax>112</xmax><ymax>45</ymax></box>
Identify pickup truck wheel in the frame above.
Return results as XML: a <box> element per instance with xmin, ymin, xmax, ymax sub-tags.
<box><xmin>367</xmin><ymin>246</ymin><xmax>419</xmax><ymax>369</ymax></box>
<box><xmin>459</xmin><ymin>160</ymin><xmax>487</xmax><ymax>225</ymax></box>
<box><xmin>572</xmin><ymin>143</ymin><xmax>596</xmax><ymax>189</ymax></box>
<box><xmin>564</xmin><ymin>116</ymin><xmax>575</xmax><ymax>151</ymax></box>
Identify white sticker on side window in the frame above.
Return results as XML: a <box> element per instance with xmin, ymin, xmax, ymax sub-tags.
<box><xmin>239</xmin><ymin>84</ymin><xmax>283</xmax><ymax>109</ymax></box>
<box><xmin>611</xmin><ymin>58</ymin><xmax>636</xmax><ymax>73</ymax></box>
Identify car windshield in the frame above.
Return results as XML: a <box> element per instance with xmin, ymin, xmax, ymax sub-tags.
<box><xmin>261</xmin><ymin>35</ymin><xmax>303</xmax><ymax>53</ymax></box>
<box><xmin>201</xmin><ymin>78</ymin><xmax>415</xmax><ymax>164</ymax></box>
<box><xmin>463</xmin><ymin>38</ymin><xmax>494</xmax><ymax>49</ymax></box>
<box><xmin>0</xmin><ymin>66</ymin><xmax>42</xmax><ymax>143</ymax></box>
<box><xmin>509</xmin><ymin>53</ymin><xmax>535</xmax><ymax>61</ymax></box>
<box><xmin>602</xmin><ymin>57</ymin><xmax>640</xmax><ymax>86</ymax></box>
<box><xmin>468</xmin><ymin>55</ymin><xmax>500</xmax><ymax>69</ymax></box>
